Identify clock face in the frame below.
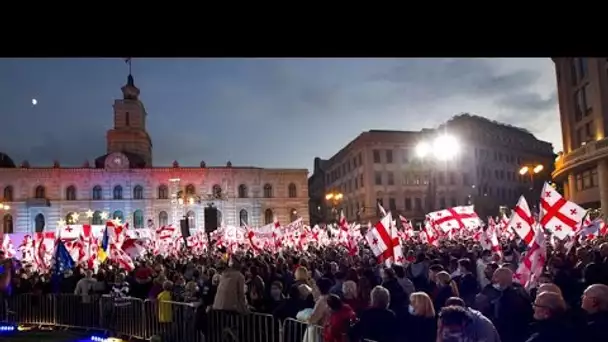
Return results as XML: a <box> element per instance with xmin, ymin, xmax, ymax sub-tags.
<box><xmin>106</xmin><ymin>153</ymin><xmax>127</xmax><ymax>170</ymax></box>
<box><xmin>114</xmin><ymin>157</ymin><xmax>122</xmax><ymax>165</ymax></box>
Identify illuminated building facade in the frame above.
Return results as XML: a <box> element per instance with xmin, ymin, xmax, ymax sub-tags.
<box><xmin>0</xmin><ymin>74</ymin><xmax>309</xmax><ymax>234</ymax></box>
<box><xmin>552</xmin><ymin>58</ymin><xmax>608</xmax><ymax>214</ymax></box>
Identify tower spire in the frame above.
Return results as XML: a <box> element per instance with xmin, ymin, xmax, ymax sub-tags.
<box><xmin>121</xmin><ymin>58</ymin><xmax>139</xmax><ymax>100</ymax></box>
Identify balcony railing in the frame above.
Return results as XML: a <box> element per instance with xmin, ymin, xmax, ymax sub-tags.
<box><xmin>554</xmin><ymin>137</ymin><xmax>608</xmax><ymax>176</ymax></box>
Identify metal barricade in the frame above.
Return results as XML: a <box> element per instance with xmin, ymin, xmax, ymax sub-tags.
<box><xmin>282</xmin><ymin>318</ymin><xmax>323</xmax><ymax>342</ymax></box>
<box><xmin>55</xmin><ymin>293</ymin><xmax>101</xmax><ymax>330</ymax></box>
<box><xmin>205</xmin><ymin>310</ymin><xmax>279</xmax><ymax>342</ymax></box>
<box><xmin>100</xmin><ymin>295</ymin><xmax>145</xmax><ymax>339</ymax></box>
<box><xmin>5</xmin><ymin>294</ymin><xmax>55</xmax><ymax>326</ymax></box>
<box><xmin>143</xmin><ymin>299</ymin><xmax>204</xmax><ymax>342</ymax></box>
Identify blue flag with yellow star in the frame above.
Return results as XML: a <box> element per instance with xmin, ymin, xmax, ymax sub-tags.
<box><xmin>52</xmin><ymin>239</ymin><xmax>74</xmax><ymax>293</ymax></box>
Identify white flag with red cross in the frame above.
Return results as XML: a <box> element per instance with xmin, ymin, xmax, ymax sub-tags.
<box><xmin>539</xmin><ymin>182</ymin><xmax>586</xmax><ymax>240</ymax></box>
<box><xmin>365</xmin><ymin>212</ymin><xmax>401</xmax><ymax>265</ymax></box>
<box><xmin>509</xmin><ymin>196</ymin><xmax>537</xmax><ymax>246</ymax></box>
<box><xmin>427</xmin><ymin>205</ymin><xmax>482</xmax><ymax>233</ymax></box>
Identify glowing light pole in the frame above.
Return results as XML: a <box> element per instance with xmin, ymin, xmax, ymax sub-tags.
<box><xmin>325</xmin><ymin>191</ymin><xmax>343</xmax><ymax>224</ymax></box>
<box><xmin>519</xmin><ymin>164</ymin><xmax>544</xmax><ymax>192</ymax></box>
<box><xmin>169</xmin><ymin>178</ymin><xmax>181</xmax><ymax>227</ymax></box>
<box><xmin>415</xmin><ymin>134</ymin><xmax>460</xmax><ymax>212</ymax></box>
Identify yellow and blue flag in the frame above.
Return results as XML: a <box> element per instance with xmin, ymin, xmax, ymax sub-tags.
<box><xmin>98</xmin><ymin>224</ymin><xmax>110</xmax><ymax>262</ymax></box>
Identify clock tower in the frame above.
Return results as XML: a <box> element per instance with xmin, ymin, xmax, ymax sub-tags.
<box><xmin>106</xmin><ymin>74</ymin><xmax>153</xmax><ymax>167</ymax></box>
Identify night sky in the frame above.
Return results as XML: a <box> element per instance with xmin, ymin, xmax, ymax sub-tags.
<box><xmin>0</xmin><ymin>58</ymin><xmax>560</xmax><ymax>171</ymax></box>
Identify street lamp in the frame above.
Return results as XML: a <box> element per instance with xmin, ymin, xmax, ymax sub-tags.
<box><xmin>415</xmin><ymin>134</ymin><xmax>460</xmax><ymax>213</ymax></box>
<box><xmin>519</xmin><ymin>164</ymin><xmax>544</xmax><ymax>187</ymax></box>
<box><xmin>0</xmin><ymin>203</ymin><xmax>10</xmax><ymax>211</ymax></box>
<box><xmin>325</xmin><ymin>191</ymin><xmax>343</xmax><ymax>224</ymax></box>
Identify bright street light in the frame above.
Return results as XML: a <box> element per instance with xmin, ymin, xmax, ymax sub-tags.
<box><xmin>519</xmin><ymin>164</ymin><xmax>543</xmax><ymax>175</ymax></box>
<box><xmin>325</xmin><ymin>192</ymin><xmax>343</xmax><ymax>201</ymax></box>
<box><xmin>415</xmin><ymin>134</ymin><xmax>460</xmax><ymax>160</ymax></box>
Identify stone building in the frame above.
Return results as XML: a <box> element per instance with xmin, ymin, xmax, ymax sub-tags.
<box><xmin>552</xmin><ymin>58</ymin><xmax>608</xmax><ymax>214</ymax></box>
<box><xmin>0</xmin><ymin>74</ymin><xmax>309</xmax><ymax>234</ymax></box>
<box><xmin>309</xmin><ymin>114</ymin><xmax>554</xmax><ymax>224</ymax></box>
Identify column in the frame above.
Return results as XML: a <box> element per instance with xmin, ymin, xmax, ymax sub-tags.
<box><xmin>597</xmin><ymin>159</ymin><xmax>608</xmax><ymax>217</ymax></box>
<box><xmin>567</xmin><ymin>173</ymin><xmax>576</xmax><ymax>202</ymax></box>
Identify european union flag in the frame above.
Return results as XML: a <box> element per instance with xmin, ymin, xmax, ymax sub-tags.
<box><xmin>52</xmin><ymin>239</ymin><xmax>75</xmax><ymax>293</ymax></box>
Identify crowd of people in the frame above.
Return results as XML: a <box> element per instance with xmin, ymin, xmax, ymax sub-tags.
<box><xmin>1</xmin><ymin>235</ymin><xmax>608</xmax><ymax>342</ymax></box>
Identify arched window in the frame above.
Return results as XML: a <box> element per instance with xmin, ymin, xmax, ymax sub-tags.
<box><xmin>66</xmin><ymin>185</ymin><xmax>77</xmax><ymax>201</ymax></box>
<box><xmin>3</xmin><ymin>186</ymin><xmax>13</xmax><ymax>202</ymax></box>
<box><xmin>133</xmin><ymin>185</ymin><xmax>144</xmax><ymax>200</ymax></box>
<box><xmin>238</xmin><ymin>184</ymin><xmax>247</xmax><ymax>198</ymax></box>
<box><xmin>212</xmin><ymin>184</ymin><xmax>222</xmax><ymax>198</ymax></box>
<box><xmin>2</xmin><ymin>214</ymin><xmax>13</xmax><ymax>234</ymax></box>
<box><xmin>35</xmin><ymin>213</ymin><xmax>45</xmax><ymax>232</ymax></box>
<box><xmin>159</xmin><ymin>211</ymin><xmax>168</xmax><ymax>227</ymax></box>
<box><xmin>113</xmin><ymin>185</ymin><xmax>123</xmax><ymax>200</ymax></box>
<box><xmin>263</xmin><ymin>184</ymin><xmax>273</xmax><ymax>198</ymax></box>
<box><xmin>92</xmin><ymin>185</ymin><xmax>102</xmax><ymax>200</ymax></box>
<box><xmin>158</xmin><ymin>185</ymin><xmax>168</xmax><ymax>199</ymax></box>
<box><xmin>35</xmin><ymin>185</ymin><xmax>46</xmax><ymax>199</ymax></box>
<box><xmin>288</xmin><ymin>183</ymin><xmax>297</xmax><ymax>198</ymax></box>
<box><xmin>290</xmin><ymin>208</ymin><xmax>298</xmax><ymax>222</ymax></box>
<box><xmin>65</xmin><ymin>212</ymin><xmax>77</xmax><ymax>224</ymax></box>
<box><xmin>186</xmin><ymin>210</ymin><xmax>196</xmax><ymax>228</ymax></box>
<box><xmin>185</xmin><ymin>184</ymin><xmax>196</xmax><ymax>196</ymax></box>
<box><xmin>133</xmin><ymin>209</ymin><xmax>144</xmax><ymax>228</ymax></box>
<box><xmin>239</xmin><ymin>209</ymin><xmax>248</xmax><ymax>226</ymax></box>
<box><xmin>264</xmin><ymin>209</ymin><xmax>273</xmax><ymax>225</ymax></box>
<box><xmin>217</xmin><ymin>210</ymin><xmax>223</xmax><ymax>226</ymax></box>
<box><xmin>112</xmin><ymin>210</ymin><xmax>124</xmax><ymax>222</ymax></box>
<box><xmin>92</xmin><ymin>211</ymin><xmax>103</xmax><ymax>225</ymax></box>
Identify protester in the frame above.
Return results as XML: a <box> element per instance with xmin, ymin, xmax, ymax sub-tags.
<box><xmin>406</xmin><ymin>292</ymin><xmax>437</xmax><ymax>342</ymax></box>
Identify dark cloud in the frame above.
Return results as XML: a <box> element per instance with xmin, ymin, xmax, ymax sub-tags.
<box><xmin>0</xmin><ymin>58</ymin><xmax>560</xmax><ymax>169</ymax></box>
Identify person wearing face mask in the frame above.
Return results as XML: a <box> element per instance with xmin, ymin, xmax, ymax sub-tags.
<box><xmin>405</xmin><ymin>292</ymin><xmax>437</xmax><ymax>342</ymax></box>
<box><xmin>525</xmin><ymin>291</ymin><xmax>575</xmax><ymax>342</ymax></box>
<box><xmin>454</xmin><ymin>258</ymin><xmax>479</xmax><ymax>307</ymax></box>
<box><xmin>477</xmin><ymin>267</ymin><xmax>532</xmax><ymax>342</ymax></box>
<box><xmin>433</xmin><ymin>271</ymin><xmax>459</xmax><ymax>313</ymax></box>
<box><xmin>477</xmin><ymin>250</ymin><xmax>492</xmax><ymax>288</ymax></box>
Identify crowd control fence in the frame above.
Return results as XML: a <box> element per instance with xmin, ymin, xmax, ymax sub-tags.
<box><xmin>0</xmin><ymin>293</ymin><xmax>377</xmax><ymax>342</ymax></box>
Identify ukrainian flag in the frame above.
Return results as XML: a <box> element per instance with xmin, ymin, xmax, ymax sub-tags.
<box><xmin>98</xmin><ymin>225</ymin><xmax>110</xmax><ymax>263</ymax></box>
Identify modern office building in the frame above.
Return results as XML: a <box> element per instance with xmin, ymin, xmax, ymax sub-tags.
<box><xmin>309</xmin><ymin>114</ymin><xmax>554</xmax><ymax>223</ymax></box>
<box><xmin>552</xmin><ymin>58</ymin><xmax>608</xmax><ymax>214</ymax></box>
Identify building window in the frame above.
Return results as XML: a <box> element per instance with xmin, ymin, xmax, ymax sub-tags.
<box><xmin>35</xmin><ymin>186</ymin><xmax>46</xmax><ymax>199</ymax></box>
<box><xmin>35</xmin><ymin>213</ymin><xmax>45</xmax><ymax>232</ymax></box>
<box><xmin>125</xmin><ymin>111</ymin><xmax>130</xmax><ymax>126</ymax></box>
<box><xmin>375</xmin><ymin>172</ymin><xmax>382</xmax><ymax>185</ymax></box>
<box><xmin>574</xmin><ymin>89</ymin><xmax>584</xmax><ymax>122</ymax></box>
<box><xmin>439</xmin><ymin>197</ymin><xmax>446</xmax><ymax>209</ymax></box>
<box><xmin>186</xmin><ymin>210</ymin><xmax>196</xmax><ymax>228</ymax></box>
<box><xmin>386</xmin><ymin>150</ymin><xmax>393</xmax><ymax>163</ymax></box>
<box><xmin>212</xmin><ymin>185</ymin><xmax>222</xmax><ymax>199</ymax></box>
<box><xmin>288</xmin><ymin>183</ymin><xmax>297</xmax><ymax>198</ymax></box>
<box><xmin>583</xmin><ymin>83</ymin><xmax>592</xmax><ymax>114</ymax></box>
<box><xmin>239</xmin><ymin>209</ymin><xmax>248</xmax><ymax>226</ymax></box>
<box><xmin>92</xmin><ymin>211</ymin><xmax>103</xmax><ymax>225</ymax></box>
<box><xmin>132</xmin><ymin>210</ymin><xmax>144</xmax><ymax>228</ymax></box>
<box><xmin>376</xmin><ymin>199</ymin><xmax>384</xmax><ymax>216</ymax></box>
<box><xmin>387</xmin><ymin>172</ymin><xmax>394</xmax><ymax>185</ymax></box>
<box><xmin>571</xmin><ymin>58</ymin><xmax>588</xmax><ymax>84</ymax></box>
<box><xmin>402</xmin><ymin>149</ymin><xmax>410</xmax><ymax>163</ymax></box>
<box><xmin>264</xmin><ymin>209</ymin><xmax>273</xmax><ymax>225</ymax></box>
<box><xmin>158</xmin><ymin>211</ymin><xmax>168</xmax><ymax>227</ymax></box>
<box><xmin>450</xmin><ymin>197</ymin><xmax>457</xmax><ymax>207</ymax></box>
<box><xmin>405</xmin><ymin>198</ymin><xmax>412</xmax><ymax>210</ymax></box>
<box><xmin>2</xmin><ymin>186</ymin><xmax>13</xmax><ymax>202</ymax></box>
<box><xmin>449</xmin><ymin>172</ymin><xmax>456</xmax><ymax>185</ymax></box>
<box><xmin>263</xmin><ymin>184</ymin><xmax>273</xmax><ymax>198</ymax></box>
<box><xmin>90</xmin><ymin>185</ymin><xmax>103</xmax><ymax>201</ymax></box>
<box><xmin>65</xmin><ymin>186</ymin><xmax>76</xmax><ymax>201</ymax></box>
<box><xmin>185</xmin><ymin>184</ymin><xmax>196</xmax><ymax>196</ymax></box>
<box><xmin>158</xmin><ymin>185</ymin><xmax>168</xmax><ymax>199</ymax></box>
<box><xmin>113</xmin><ymin>185</ymin><xmax>123</xmax><ymax>200</ymax></box>
<box><xmin>462</xmin><ymin>173</ymin><xmax>470</xmax><ymax>186</ymax></box>
<box><xmin>238</xmin><ymin>184</ymin><xmax>247</xmax><ymax>198</ymax></box>
<box><xmin>2</xmin><ymin>214</ymin><xmax>13</xmax><ymax>234</ymax></box>
<box><xmin>133</xmin><ymin>185</ymin><xmax>144</xmax><ymax>200</ymax></box>
<box><xmin>112</xmin><ymin>210</ymin><xmax>124</xmax><ymax>222</ymax></box>
<box><xmin>358</xmin><ymin>153</ymin><xmax>362</xmax><ymax>165</ymax></box>
<box><xmin>360</xmin><ymin>175</ymin><xmax>364</xmax><ymax>188</ymax></box>
<box><xmin>373</xmin><ymin>150</ymin><xmax>381</xmax><ymax>163</ymax></box>
<box><xmin>576</xmin><ymin>168</ymin><xmax>599</xmax><ymax>190</ymax></box>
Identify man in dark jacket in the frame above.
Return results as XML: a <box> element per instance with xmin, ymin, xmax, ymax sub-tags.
<box><xmin>580</xmin><ymin>284</ymin><xmax>608</xmax><ymax>341</ymax></box>
<box><xmin>525</xmin><ymin>291</ymin><xmax>575</xmax><ymax>342</ymax></box>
